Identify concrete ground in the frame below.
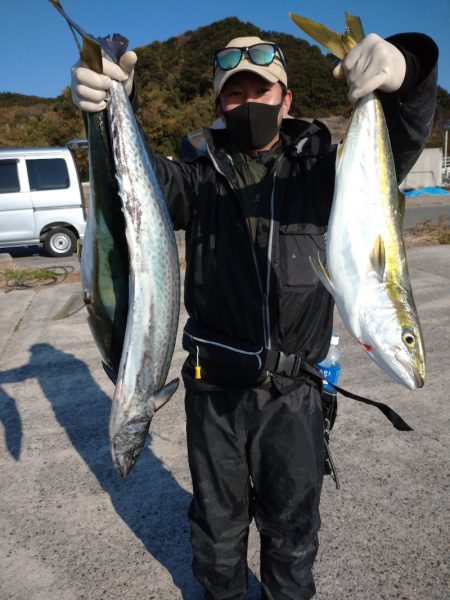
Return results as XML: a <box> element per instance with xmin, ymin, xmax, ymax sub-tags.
<box><xmin>0</xmin><ymin>242</ymin><xmax>449</xmax><ymax>600</ymax></box>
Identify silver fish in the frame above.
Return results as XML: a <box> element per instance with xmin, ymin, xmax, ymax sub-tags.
<box><xmin>290</xmin><ymin>12</ymin><xmax>425</xmax><ymax>390</ymax></box>
<box><xmin>106</xmin><ymin>79</ymin><xmax>180</xmax><ymax>476</ymax></box>
<box><xmin>50</xmin><ymin>0</ymin><xmax>180</xmax><ymax>475</ymax></box>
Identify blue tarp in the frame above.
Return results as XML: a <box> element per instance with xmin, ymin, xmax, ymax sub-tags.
<box><xmin>404</xmin><ymin>186</ymin><xmax>450</xmax><ymax>197</ymax></box>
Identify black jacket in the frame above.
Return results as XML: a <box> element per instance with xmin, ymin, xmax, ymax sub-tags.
<box><xmin>146</xmin><ymin>33</ymin><xmax>438</xmax><ymax>390</ymax></box>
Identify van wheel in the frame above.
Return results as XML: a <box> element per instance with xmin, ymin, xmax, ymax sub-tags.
<box><xmin>44</xmin><ymin>227</ymin><xmax>77</xmax><ymax>257</ymax></box>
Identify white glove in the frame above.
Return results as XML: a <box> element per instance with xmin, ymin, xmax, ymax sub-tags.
<box><xmin>333</xmin><ymin>34</ymin><xmax>406</xmax><ymax>104</ymax></box>
<box><xmin>71</xmin><ymin>51</ymin><xmax>138</xmax><ymax>112</ymax></box>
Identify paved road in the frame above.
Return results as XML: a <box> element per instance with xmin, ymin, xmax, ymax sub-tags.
<box><xmin>0</xmin><ymin>245</ymin><xmax>80</xmax><ymax>271</ymax></box>
<box><xmin>403</xmin><ymin>193</ymin><xmax>450</xmax><ymax>229</ymax></box>
<box><xmin>0</xmin><ymin>243</ymin><xmax>449</xmax><ymax>600</ymax></box>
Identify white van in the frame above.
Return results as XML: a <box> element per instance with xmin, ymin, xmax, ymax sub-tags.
<box><xmin>0</xmin><ymin>146</ymin><xmax>86</xmax><ymax>257</ymax></box>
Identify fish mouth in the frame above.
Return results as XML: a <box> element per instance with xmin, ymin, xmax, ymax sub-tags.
<box><xmin>412</xmin><ymin>368</ymin><xmax>425</xmax><ymax>389</ymax></box>
<box><xmin>110</xmin><ymin>435</ymin><xmax>136</xmax><ymax>478</ymax></box>
<box><xmin>114</xmin><ymin>454</ymin><xmax>136</xmax><ymax>478</ymax></box>
<box><xmin>394</xmin><ymin>350</ymin><xmax>425</xmax><ymax>389</ymax></box>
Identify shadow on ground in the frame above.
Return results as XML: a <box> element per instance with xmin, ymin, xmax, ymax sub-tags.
<box><xmin>0</xmin><ymin>385</ymin><xmax>22</xmax><ymax>460</ymax></box>
<box><xmin>0</xmin><ymin>343</ymin><xmax>261</xmax><ymax>598</ymax></box>
<box><xmin>0</xmin><ymin>246</ymin><xmax>46</xmax><ymax>258</ymax></box>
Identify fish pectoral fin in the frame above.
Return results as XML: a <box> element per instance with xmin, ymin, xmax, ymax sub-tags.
<box><xmin>309</xmin><ymin>255</ymin><xmax>335</xmax><ymax>296</ymax></box>
<box><xmin>153</xmin><ymin>378</ymin><xmax>179</xmax><ymax>412</ymax></box>
<box><xmin>51</xmin><ymin>292</ymin><xmax>86</xmax><ymax>320</ymax></box>
<box><xmin>369</xmin><ymin>235</ymin><xmax>386</xmax><ymax>281</ymax></box>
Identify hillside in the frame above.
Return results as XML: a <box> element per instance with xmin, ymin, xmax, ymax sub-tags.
<box><xmin>0</xmin><ymin>17</ymin><xmax>449</xmax><ymax>171</ymax></box>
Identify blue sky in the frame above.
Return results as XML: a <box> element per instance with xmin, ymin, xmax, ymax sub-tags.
<box><xmin>1</xmin><ymin>0</ymin><xmax>449</xmax><ymax>99</ymax></box>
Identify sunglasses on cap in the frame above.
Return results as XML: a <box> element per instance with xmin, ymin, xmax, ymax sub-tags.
<box><xmin>214</xmin><ymin>43</ymin><xmax>287</xmax><ymax>73</ymax></box>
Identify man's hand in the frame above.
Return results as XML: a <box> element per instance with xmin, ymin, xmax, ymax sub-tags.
<box><xmin>71</xmin><ymin>51</ymin><xmax>138</xmax><ymax>112</ymax></box>
<box><xmin>333</xmin><ymin>34</ymin><xmax>406</xmax><ymax>103</ymax></box>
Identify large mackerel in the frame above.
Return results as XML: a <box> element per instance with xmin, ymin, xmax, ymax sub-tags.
<box><xmin>290</xmin><ymin>12</ymin><xmax>425</xmax><ymax>390</ymax></box>
<box><xmin>106</xmin><ymin>76</ymin><xmax>180</xmax><ymax>476</ymax></box>
<box><xmin>50</xmin><ymin>0</ymin><xmax>180</xmax><ymax>476</ymax></box>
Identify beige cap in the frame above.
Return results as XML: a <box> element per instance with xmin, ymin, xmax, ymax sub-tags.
<box><xmin>213</xmin><ymin>36</ymin><xmax>288</xmax><ymax>98</ymax></box>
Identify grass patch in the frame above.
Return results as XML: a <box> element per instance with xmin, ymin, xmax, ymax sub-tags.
<box><xmin>1</xmin><ymin>267</ymin><xmax>59</xmax><ymax>290</ymax></box>
<box><xmin>0</xmin><ymin>266</ymin><xmax>75</xmax><ymax>291</ymax></box>
<box><xmin>404</xmin><ymin>216</ymin><xmax>450</xmax><ymax>247</ymax></box>
<box><xmin>2</xmin><ymin>267</ymin><xmax>58</xmax><ymax>281</ymax></box>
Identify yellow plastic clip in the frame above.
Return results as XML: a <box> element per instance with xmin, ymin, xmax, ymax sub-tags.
<box><xmin>195</xmin><ymin>345</ymin><xmax>202</xmax><ymax>380</ymax></box>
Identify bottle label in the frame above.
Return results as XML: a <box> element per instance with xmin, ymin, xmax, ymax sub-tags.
<box><xmin>318</xmin><ymin>364</ymin><xmax>341</xmax><ymax>392</ymax></box>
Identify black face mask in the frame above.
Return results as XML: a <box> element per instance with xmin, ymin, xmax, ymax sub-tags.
<box><xmin>223</xmin><ymin>101</ymin><xmax>283</xmax><ymax>152</ymax></box>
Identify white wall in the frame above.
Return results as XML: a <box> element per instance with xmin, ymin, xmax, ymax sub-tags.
<box><xmin>400</xmin><ymin>147</ymin><xmax>442</xmax><ymax>190</ymax></box>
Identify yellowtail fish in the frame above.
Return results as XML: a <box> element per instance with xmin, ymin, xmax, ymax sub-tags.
<box><xmin>289</xmin><ymin>12</ymin><xmax>425</xmax><ymax>389</ymax></box>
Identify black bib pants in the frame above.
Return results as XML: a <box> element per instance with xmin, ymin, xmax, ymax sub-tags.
<box><xmin>185</xmin><ymin>374</ymin><xmax>325</xmax><ymax>600</ymax></box>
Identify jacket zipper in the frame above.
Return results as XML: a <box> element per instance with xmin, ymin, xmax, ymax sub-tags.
<box><xmin>264</xmin><ymin>157</ymin><xmax>283</xmax><ymax>350</ymax></box>
<box><xmin>204</xmin><ymin>139</ymin><xmax>285</xmax><ymax>351</ymax></box>
<box><xmin>264</xmin><ymin>184</ymin><xmax>275</xmax><ymax>349</ymax></box>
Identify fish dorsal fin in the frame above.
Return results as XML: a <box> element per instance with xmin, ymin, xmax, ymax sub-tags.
<box><xmin>289</xmin><ymin>12</ymin><xmax>365</xmax><ymax>59</ymax></box>
<box><xmin>398</xmin><ymin>189</ymin><xmax>406</xmax><ymax>228</ymax></box>
<box><xmin>309</xmin><ymin>254</ymin><xmax>335</xmax><ymax>296</ymax></box>
<box><xmin>369</xmin><ymin>235</ymin><xmax>386</xmax><ymax>280</ymax></box>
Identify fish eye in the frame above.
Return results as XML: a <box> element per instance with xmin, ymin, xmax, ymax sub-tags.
<box><xmin>402</xmin><ymin>331</ymin><xmax>416</xmax><ymax>348</ymax></box>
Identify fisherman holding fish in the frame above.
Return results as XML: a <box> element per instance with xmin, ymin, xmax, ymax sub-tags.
<box><xmin>71</xmin><ymin>19</ymin><xmax>437</xmax><ymax>600</ymax></box>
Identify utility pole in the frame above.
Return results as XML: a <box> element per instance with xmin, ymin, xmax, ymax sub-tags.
<box><xmin>444</xmin><ymin>120</ymin><xmax>450</xmax><ymax>183</ymax></box>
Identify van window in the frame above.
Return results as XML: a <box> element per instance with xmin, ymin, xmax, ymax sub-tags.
<box><xmin>0</xmin><ymin>160</ymin><xmax>20</xmax><ymax>193</ymax></box>
<box><xmin>26</xmin><ymin>158</ymin><xmax>70</xmax><ymax>191</ymax></box>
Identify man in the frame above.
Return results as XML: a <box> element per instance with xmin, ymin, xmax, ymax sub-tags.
<box><xmin>72</xmin><ymin>29</ymin><xmax>438</xmax><ymax>600</ymax></box>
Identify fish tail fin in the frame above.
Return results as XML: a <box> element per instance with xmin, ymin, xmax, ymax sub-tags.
<box><xmin>49</xmin><ymin>0</ymin><xmax>128</xmax><ymax>68</ymax></box>
<box><xmin>81</xmin><ymin>38</ymin><xmax>103</xmax><ymax>74</ymax></box>
<box><xmin>289</xmin><ymin>12</ymin><xmax>365</xmax><ymax>58</ymax></box>
<box><xmin>344</xmin><ymin>13</ymin><xmax>365</xmax><ymax>44</ymax></box>
<box><xmin>49</xmin><ymin>0</ymin><xmax>103</xmax><ymax>70</ymax></box>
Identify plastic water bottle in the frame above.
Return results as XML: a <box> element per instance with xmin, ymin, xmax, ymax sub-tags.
<box><xmin>318</xmin><ymin>333</ymin><xmax>341</xmax><ymax>392</ymax></box>
<box><xmin>318</xmin><ymin>333</ymin><xmax>341</xmax><ymax>487</ymax></box>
